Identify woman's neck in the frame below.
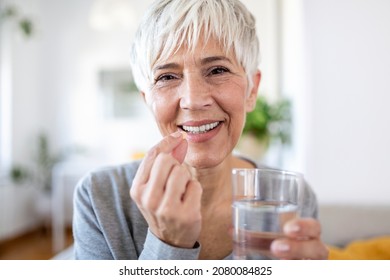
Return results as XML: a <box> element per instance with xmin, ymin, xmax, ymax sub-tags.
<box><xmin>187</xmin><ymin>154</ymin><xmax>255</xmax><ymax>208</ymax></box>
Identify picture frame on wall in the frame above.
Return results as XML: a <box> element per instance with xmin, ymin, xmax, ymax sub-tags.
<box><xmin>99</xmin><ymin>67</ymin><xmax>144</xmax><ymax>119</ymax></box>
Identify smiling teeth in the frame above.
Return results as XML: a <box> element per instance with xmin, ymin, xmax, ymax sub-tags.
<box><xmin>182</xmin><ymin>122</ymin><xmax>219</xmax><ymax>134</ymax></box>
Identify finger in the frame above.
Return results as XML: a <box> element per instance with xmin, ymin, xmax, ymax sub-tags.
<box><xmin>160</xmin><ymin>164</ymin><xmax>192</xmax><ymax>208</ymax></box>
<box><xmin>141</xmin><ymin>153</ymin><xmax>180</xmax><ymax>211</ymax></box>
<box><xmin>182</xmin><ymin>179</ymin><xmax>202</xmax><ymax>208</ymax></box>
<box><xmin>283</xmin><ymin>218</ymin><xmax>322</xmax><ymax>239</ymax></box>
<box><xmin>271</xmin><ymin>238</ymin><xmax>329</xmax><ymax>260</ymax></box>
<box><xmin>133</xmin><ymin>131</ymin><xmax>185</xmax><ymax>185</ymax></box>
<box><xmin>182</xmin><ymin>179</ymin><xmax>203</xmax><ymax>220</ymax></box>
<box><xmin>172</xmin><ymin>138</ymin><xmax>188</xmax><ymax>164</ymax></box>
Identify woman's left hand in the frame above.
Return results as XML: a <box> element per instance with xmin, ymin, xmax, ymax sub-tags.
<box><xmin>270</xmin><ymin>218</ymin><xmax>329</xmax><ymax>259</ymax></box>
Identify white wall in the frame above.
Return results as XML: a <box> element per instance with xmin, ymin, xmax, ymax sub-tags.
<box><xmin>301</xmin><ymin>0</ymin><xmax>390</xmax><ymax>204</ymax></box>
<box><xmin>10</xmin><ymin>0</ymin><xmax>159</xmax><ymax>165</ymax></box>
<box><xmin>0</xmin><ymin>185</ymin><xmax>40</xmax><ymax>240</ymax></box>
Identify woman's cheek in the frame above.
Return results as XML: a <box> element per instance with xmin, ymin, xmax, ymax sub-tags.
<box><xmin>148</xmin><ymin>97</ymin><xmax>177</xmax><ymax>134</ymax></box>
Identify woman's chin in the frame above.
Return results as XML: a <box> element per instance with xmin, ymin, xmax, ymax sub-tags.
<box><xmin>184</xmin><ymin>151</ymin><xmax>227</xmax><ymax>169</ymax></box>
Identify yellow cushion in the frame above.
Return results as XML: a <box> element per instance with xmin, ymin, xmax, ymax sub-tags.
<box><xmin>328</xmin><ymin>236</ymin><xmax>390</xmax><ymax>260</ymax></box>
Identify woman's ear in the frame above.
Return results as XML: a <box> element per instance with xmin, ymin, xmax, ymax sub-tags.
<box><xmin>245</xmin><ymin>70</ymin><xmax>261</xmax><ymax>112</ymax></box>
<box><xmin>140</xmin><ymin>91</ymin><xmax>147</xmax><ymax>103</ymax></box>
<box><xmin>141</xmin><ymin>91</ymin><xmax>153</xmax><ymax>109</ymax></box>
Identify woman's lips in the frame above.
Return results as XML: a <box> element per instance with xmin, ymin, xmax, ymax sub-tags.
<box><xmin>178</xmin><ymin>120</ymin><xmax>223</xmax><ymax>143</ymax></box>
<box><xmin>181</xmin><ymin>121</ymin><xmax>220</xmax><ymax>134</ymax></box>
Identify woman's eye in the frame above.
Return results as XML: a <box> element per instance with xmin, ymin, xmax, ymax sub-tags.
<box><xmin>209</xmin><ymin>67</ymin><xmax>229</xmax><ymax>76</ymax></box>
<box><xmin>155</xmin><ymin>74</ymin><xmax>177</xmax><ymax>83</ymax></box>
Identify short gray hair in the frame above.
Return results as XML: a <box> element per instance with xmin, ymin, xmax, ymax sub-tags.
<box><xmin>130</xmin><ymin>0</ymin><xmax>260</xmax><ymax>93</ymax></box>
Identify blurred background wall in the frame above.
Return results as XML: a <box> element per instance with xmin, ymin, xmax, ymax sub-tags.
<box><xmin>299</xmin><ymin>0</ymin><xmax>390</xmax><ymax>204</ymax></box>
<box><xmin>0</xmin><ymin>0</ymin><xmax>389</xmax><ymax>244</ymax></box>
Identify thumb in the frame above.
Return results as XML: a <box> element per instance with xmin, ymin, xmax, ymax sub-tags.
<box><xmin>172</xmin><ymin>138</ymin><xmax>188</xmax><ymax>164</ymax></box>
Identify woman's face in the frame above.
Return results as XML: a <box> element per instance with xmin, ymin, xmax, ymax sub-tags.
<box><xmin>143</xmin><ymin>38</ymin><xmax>260</xmax><ymax>168</ymax></box>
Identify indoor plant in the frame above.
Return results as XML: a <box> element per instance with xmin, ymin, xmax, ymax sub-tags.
<box><xmin>0</xmin><ymin>3</ymin><xmax>34</xmax><ymax>37</ymax></box>
<box><xmin>237</xmin><ymin>95</ymin><xmax>292</xmax><ymax>159</ymax></box>
<box><xmin>10</xmin><ymin>133</ymin><xmax>63</xmax><ymax>193</ymax></box>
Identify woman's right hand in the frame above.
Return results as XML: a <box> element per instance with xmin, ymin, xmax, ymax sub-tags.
<box><xmin>130</xmin><ymin>131</ymin><xmax>203</xmax><ymax>248</ymax></box>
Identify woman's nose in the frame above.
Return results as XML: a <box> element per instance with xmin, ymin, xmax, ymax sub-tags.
<box><xmin>179</xmin><ymin>75</ymin><xmax>213</xmax><ymax>110</ymax></box>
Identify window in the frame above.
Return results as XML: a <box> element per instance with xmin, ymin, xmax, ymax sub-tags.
<box><xmin>0</xmin><ymin>23</ymin><xmax>13</xmax><ymax>179</ymax></box>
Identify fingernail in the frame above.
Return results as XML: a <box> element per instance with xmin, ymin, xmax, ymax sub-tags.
<box><xmin>286</xmin><ymin>223</ymin><xmax>300</xmax><ymax>233</ymax></box>
<box><xmin>181</xmin><ymin>131</ymin><xmax>187</xmax><ymax>140</ymax></box>
<box><xmin>171</xmin><ymin>131</ymin><xmax>182</xmax><ymax>138</ymax></box>
<box><xmin>273</xmin><ymin>242</ymin><xmax>290</xmax><ymax>252</ymax></box>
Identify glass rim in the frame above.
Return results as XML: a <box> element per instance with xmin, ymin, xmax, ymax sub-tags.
<box><xmin>232</xmin><ymin>167</ymin><xmax>304</xmax><ymax>178</ymax></box>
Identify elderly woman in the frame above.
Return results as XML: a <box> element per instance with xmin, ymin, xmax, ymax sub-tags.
<box><xmin>73</xmin><ymin>0</ymin><xmax>328</xmax><ymax>260</ymax></box>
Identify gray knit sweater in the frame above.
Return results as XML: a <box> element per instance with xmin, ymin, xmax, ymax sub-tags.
<box><xmin>72</xmin><ymin>160</ymin><xmax>318</xmax><ymax>260</ymax></box>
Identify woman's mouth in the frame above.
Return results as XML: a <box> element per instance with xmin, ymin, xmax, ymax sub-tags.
<box><xmin>180</xmin><ymin>121</ymin><xmax>221</xmax><ymax>134</ymax></box>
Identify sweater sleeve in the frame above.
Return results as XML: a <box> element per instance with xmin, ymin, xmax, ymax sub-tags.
<box><xmin>72</xmin><ymin>175</ymin><xmax>114</xmax><ymax>260</ymax></box>
<box><xmin>73</xmin><ymin>163</ymin><xmax>201</xmax><ymax>260</ymax></box>
<box><xmin>139</xmin><ymin>229</ymin><xmax>201</xmax><ymax>260</ymax></box>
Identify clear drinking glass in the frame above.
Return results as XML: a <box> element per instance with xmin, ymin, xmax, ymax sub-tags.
<box><xmin>232</xmin><ymin>168</ymin><xmax>304</xmax><ymax>260</ymax></box>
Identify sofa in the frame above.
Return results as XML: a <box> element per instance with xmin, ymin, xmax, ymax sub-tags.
<box><xmin>318</xmin><ymin>204</ymin><xmax>390</xmax><ymax>247</ymax></box>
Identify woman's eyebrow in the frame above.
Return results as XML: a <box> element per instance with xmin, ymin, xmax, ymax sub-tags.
<box><xmin>153</xmin><ymin>56</ymin><xmax>232</xmax><ymax>73</ymax></box>
<box><xmin>154</xmin><ymin>62</ymin><xmax>180</xmax><ymax>72</ymax></box>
